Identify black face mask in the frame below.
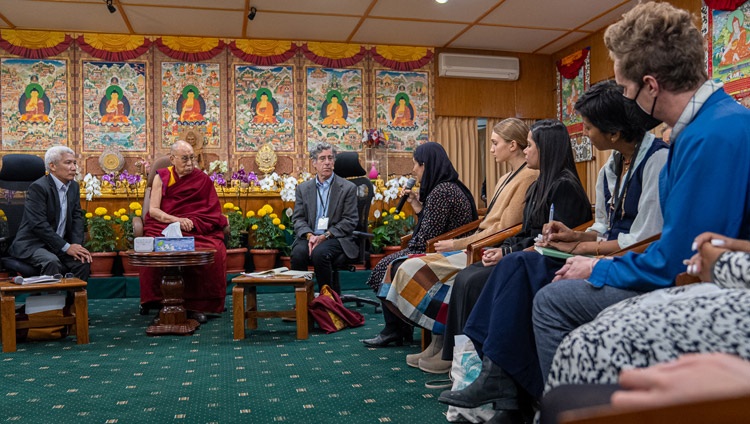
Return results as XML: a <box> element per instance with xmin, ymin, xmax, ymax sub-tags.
<box><xmin>624</xmin><ymin>85</ymin><xmax>662</xmax><ymax>131</ymax></box>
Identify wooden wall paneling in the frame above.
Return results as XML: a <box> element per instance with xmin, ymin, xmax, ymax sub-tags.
<box><xmin>434</xmin><ymin>48</ymin><xmax>554</xmax><ymax>119</ymax></box>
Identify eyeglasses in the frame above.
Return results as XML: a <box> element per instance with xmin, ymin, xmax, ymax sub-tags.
<box><xmin>315</xmin><ymin>155</ymin><xmax>335</xmax><ymax>162</ymax></box>
<box><xmin>172</xmin><ymin>155</ymin><xmax>195</xmax><ymax>163</ymax></box>
<box><xmin>53</xmin><ymin>273</ymin><xmax>75</xmax><ymax>280</ymax></box>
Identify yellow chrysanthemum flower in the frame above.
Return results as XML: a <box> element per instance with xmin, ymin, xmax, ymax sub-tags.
<box><xmin>85</xmin><ymin>212</ymin><xmax>93</xmax><ymax>218</ymax></box>
<box><xmin>234</xmin><ymin>207</ymin><xmax>240</xmax><ymax>211</ymax></box>
<box><xmin>278</xmin><ymin>224</ymin><xmax>286</xmax><ymax>231</ymax></box>
<box><xmin>224</xmin><ymin>202</ymin><xmax>235</xmax><ymax>210</ymax></box>
<box><xmin>0</xmin><ymin>210</ymin><xmax>5</xmax><ymax>217</ymax></box>
<box><xmin>114</xmin><ymin>211</ymin><xmax>121</xmax><ymax>217</ymax></box>
<box><xmin>263</xmin><ymin>204</ymin><xmax>273</xmax><ymax>213</ymax></box>
<box><xmin>389</xmin><ymin>207</ymin><xmax>397</xmax><ymax>214</ymax></box>
<box><xmin>1</xmin><ymin>216</ymin><xmax>6</xmax><ymax>221</ymax></box>
<box><xmin>118</xmin><ymin>208</ymin><xmax>127</xmax><ymax>215</ymax></box>
<box><xmin>246</xmin><ymin>210</ymin><xmax>255</xmax><ymax>218</ymax></box>
<box><xmin>103</xmin><ymin>215</ymin><xmax>111</xmax><ymax>221</ymax></box>
<box><xmin>120</xmin><ymin>215</ymin><xmax>129</xmax><ymax>222</ymax></box>
<box><xmin>383</xmin><ymin>220</ymin><xmax>389</xmax><ymax>225</ymax></box>
<box><xmin>272</xmin><ymin>218</ymin><xmax>281</xmax><ymax>225</ymax></box>
<box><xmin>393</xmin><ymin>215</ymin><xmax>400</xmax><ymax>220</ymax></box>
<box><xmin>135</xmin><ymin>209</ymin><xmax>142</xmax><ymax>217</ymax></box>
<box><xmin>382</xmin><ymin>211</ymin><xmax>389</xmax><ymax>217</ymax></box>
<box><xmin>270</xmin><ymin>213</ymin><xmax>278</xmax><ymax>219</ymax></box>
<box><xmin>399</xmin><ymin>212</ymin><xmax>406</xmax><ymax>218</ymax></box>
<box><xmin>129</xmin><ymin>202</ymin><xmax>142</xmax><ymax>211</ymax></box>
<box><xmin>95</xmin><ymin>207</ymin><xmax>107</xmax><ymax>216</ymax></box>
<box><xmin>257</xmin><ymin>209</ymin><xmax>266</xmax><ymax>217</ymax></box>
<box><xmin>251</xmin><ymin>224</ymin><xmax>258</xmax><ymax>230</ymax></box>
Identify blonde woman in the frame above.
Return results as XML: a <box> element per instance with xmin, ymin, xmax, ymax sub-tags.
<box><xmin>366</xmin><ymin>119</ymin><xmax>538</xmax><ymax>362</ymax></box>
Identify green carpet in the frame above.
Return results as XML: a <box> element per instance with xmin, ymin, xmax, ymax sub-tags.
<box><xmin>1</xmin><ymin>285</ymin><xmax>451</xmax><ymax>423</ymax></box>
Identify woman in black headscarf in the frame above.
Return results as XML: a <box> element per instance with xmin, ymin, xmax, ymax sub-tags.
<box><xmin>363</xmin><ymin>142</ymin><xmax>478</xmax><ymax>347</ymax></box>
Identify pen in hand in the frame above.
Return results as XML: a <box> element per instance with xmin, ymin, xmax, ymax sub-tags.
<box><xmin>545</xmin><ymin>203</ymin><xmax>555</xmax><ymax>242</ymax></box>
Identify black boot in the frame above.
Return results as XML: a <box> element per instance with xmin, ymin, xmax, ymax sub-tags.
<box><xmin>438</xmin><ymin>355</ymin><xmax>518</xmax><ymax>410</ymax></box>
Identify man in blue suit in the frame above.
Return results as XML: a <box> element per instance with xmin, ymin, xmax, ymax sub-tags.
<box><xmin>10</xmin><ymin>146</ymin><xmax>91</xmax><ymax>279</ymax></box>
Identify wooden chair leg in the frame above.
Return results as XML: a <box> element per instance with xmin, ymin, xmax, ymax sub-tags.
<box><xmin>232</xmin><ymin>285</ymin><xmax>245</xmax><ymax>340</ymax></box>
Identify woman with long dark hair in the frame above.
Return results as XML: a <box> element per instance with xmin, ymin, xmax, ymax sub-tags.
<box><xmin>362</xmin><ymin>142</ymin><xmax>478</xmax><ymax>347</ymax></box>
<box><xmin>439</xmin><ymin>83</ymin><xmax>668</xmax><ymax>422</ymax></box>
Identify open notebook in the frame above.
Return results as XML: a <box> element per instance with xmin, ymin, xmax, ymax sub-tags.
<box><xmin>242</xmin><ymin>267</ymin><xmax>314</xmax><ymax>279</ymax></box>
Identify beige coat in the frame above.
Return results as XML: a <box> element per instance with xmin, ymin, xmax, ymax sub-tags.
<box><xmin>452</xmin><ymin>166</ymin><xmax>538</xmax><ymax>251</ymax></box>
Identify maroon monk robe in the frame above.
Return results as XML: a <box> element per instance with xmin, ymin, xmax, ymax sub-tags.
<box><xmin>139</xmin><ymin>166</ymin><xmax>229</xmax><ymax>313</ymax></box>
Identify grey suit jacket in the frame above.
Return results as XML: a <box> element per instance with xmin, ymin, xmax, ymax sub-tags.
<box><xmin>10</xmin><ymin>174</ymin><xmax>85</xmax><ymax>260</ymax></box>
<box><xmin>292</xmin><ymin>175</ymin><xmax>359</xmax><ymax>259</ymax></box>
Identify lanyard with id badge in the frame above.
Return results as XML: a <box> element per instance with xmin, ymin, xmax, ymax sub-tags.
<box><xmin>316</xmin><ymin>179</ymin><xmax>332</xmax><ymax>232</ymax></box>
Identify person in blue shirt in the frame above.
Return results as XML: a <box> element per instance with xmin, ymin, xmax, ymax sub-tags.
<box><xmin>532</xmin><ymin>1</ymin><xmax>750</xmax><ymax>385</ymax></box>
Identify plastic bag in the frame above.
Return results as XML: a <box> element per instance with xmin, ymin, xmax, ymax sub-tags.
<box><xmin>446</xmin><ymin>335</ymin><xmax>495</xmax><ymax>423</ymax></box>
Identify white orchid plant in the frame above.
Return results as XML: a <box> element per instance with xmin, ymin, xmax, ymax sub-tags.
<box><xmin>83</xmin><ymin>173</ymin><xmax>102</xmax><ymax>201</ymax></box>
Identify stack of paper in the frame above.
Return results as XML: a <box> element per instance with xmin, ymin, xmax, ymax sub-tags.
<box><xmin>12</xmin><ymin>275</ymin><xmax>61</xmax><ymax>285</ymax></box>
<box><xmin>242</xmin><ymin>267</ymin><xmax>314</xmax><ymax>279</ymax></box>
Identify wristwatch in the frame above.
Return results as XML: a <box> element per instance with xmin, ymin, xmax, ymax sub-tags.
<box><xmin>324</xmin><ymin>231</ymin><xmax>332</xmax><ymax>240</ymax></box>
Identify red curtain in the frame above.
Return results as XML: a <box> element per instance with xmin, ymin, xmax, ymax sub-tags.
<box><xmin>704</xmin><ymin>0</ymin><xmax>747</xmax><ymax>11</ymax></box>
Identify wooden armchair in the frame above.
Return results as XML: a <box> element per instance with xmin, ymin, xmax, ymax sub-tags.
<box><xmin>560</xmin><ymin>394</ymin><xmax>750</xmax><ymax>424</ymax></box>
<box><xmin>132</xmin><ymin>156</ymin><xmax>172</xmax><ymax>239</ymax></box>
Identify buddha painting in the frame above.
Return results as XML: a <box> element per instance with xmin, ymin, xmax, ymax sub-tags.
<box><xmin>177</xmin><ymin>85</ymin><xmax>206</xmax><ymax>123</ymax></box>
<box><xmin>19</xmin><ymin>77</ymin><xmax>51</xmax><ymax>123</ymax></box>
<box><xmin>320</xmin><ymin>90</ymin><xmax>348</xmax><ymax>127</ymax></box>
<box><xmin>390</xmin><ymin>92</ymin><xmax>415</xmax><ymax>128</ymax></box>
<box><xmin>99</xmin><ymin>78</ymin><xmax>131</xmax><ymax>125</ymax></box>
<box><xmin>251</xmin><ymin>88</ymin><xmax>278</xmax><ymax>125</ymax></box>
<box><xmin>720</xmin><ymin>11</ymin><xmax>750</xmax><ymax>67</ymax></box>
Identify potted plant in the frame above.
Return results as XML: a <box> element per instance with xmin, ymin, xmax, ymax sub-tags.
<box><xmin>115</xmin><ymin>201</ymin><xmax>142</xmax><ymax>276</ymax></box>
<box><xmin>246</xmin><ymin>204</ymin><xmax>287</xmax><ymax>271</ymax></box>
<box><xmin>371</xmin><ymin>207</ymin><xmax>415</xmax><ymax>256</ymax></box>
<box><xmin>224</xmin><ymin>202</ymin><xmax>248</xmax><ymax>274</ymax></box>
<box><xmin>85</xmin><ymin>207</ymin><xmax>118</xmax><ymax>277</ymax></box>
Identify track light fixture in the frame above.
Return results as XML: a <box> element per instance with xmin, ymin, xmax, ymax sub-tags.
<box><xmin>248</xmin><ymin>6</ymin><xmax>257</xmax><ymax>21</ymax></box>
<box><xmin>106</xmin><ymin>0</ymin><xmax>117</xmax><ymax>14</ymax></box>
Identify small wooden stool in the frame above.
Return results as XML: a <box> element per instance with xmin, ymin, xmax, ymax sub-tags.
<box><xmin>232</xmin><ymin>275</ymin><xmax>314</xmax><ymax>340</ymax></box>
<box><xmin>0</xmin><ymin>278</ymin><xmax>89</xmax><ymax>352</ymax></box>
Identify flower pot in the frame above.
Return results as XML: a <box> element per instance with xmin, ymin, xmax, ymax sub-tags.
<box><xmin>119</xmin><ymin>251</ymin><xmax>139</xmax><ymax>277</ymax></box>
<box><xmin>279</xmin><ymin>255</ymin><xmax>291</xmax><ymax>269</ymax></box>
<box><xmin>369</xmin><ymin>253</ymin><xmax>385</xmax><ymax>270</ymax></box>
<box><xmin>250</xmin><ymin>248</ymin><xmax>279</xmax><ymax>271</ymax></box>
<box><xmin>226</xmin><ymin>247</ymin><xmax>248</xmax><ymax>273</ymax></box>
<box><xmin>90</xmin><ymin>251</ymin><xmax>117</xmax><ymax>277</ymax></box>
<box><xmin>383</xmin><ymin>245</ymin><xmax>402</xmax><ymax>255</ymax></box>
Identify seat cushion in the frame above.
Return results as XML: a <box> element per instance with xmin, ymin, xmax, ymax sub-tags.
<box><xmin>1</xmin><ymin>257</ymin><xmax>40</xmax><ymax>277</ymax></box>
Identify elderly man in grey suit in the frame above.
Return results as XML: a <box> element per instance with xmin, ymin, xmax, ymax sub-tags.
<box><xmin>291</xmin><ymin>142</ymin><xmax>358</xmax><ymax>292</ymax></box>
<box><xmin>10</xmin><ymin>146</ymin><xmax>91</xmax><ymax>279</ymax></box>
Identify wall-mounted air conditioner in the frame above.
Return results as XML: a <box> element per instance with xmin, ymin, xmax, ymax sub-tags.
<box><xmin>438</xmin><ymin>53</ymin><xmax>520</xmax><ymax>81</ymax></box>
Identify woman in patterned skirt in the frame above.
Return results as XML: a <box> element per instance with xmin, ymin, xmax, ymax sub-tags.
<box><xmin>362</xmin><ymin>142</ymin><xmax>478</xmax><ymax>348</ymax></box>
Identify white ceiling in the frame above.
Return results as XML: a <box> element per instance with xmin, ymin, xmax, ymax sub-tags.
<box><xmin>0</xmin><ymin>0</ymin><xmax>637</xmax><ymax>55</ymax></box>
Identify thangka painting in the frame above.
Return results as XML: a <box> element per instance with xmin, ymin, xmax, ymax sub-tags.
<box><xmin>0</xmin><ymin>58</ymin><xmax>67</xmax><ymax>151</ymax></box>
<box><xmin>234</xmin><ymin>65</ymin><xmax>294</xmax><ymax>152</ymax></box>
<box><xmin>161</xmin><ymin>62</ymin><xmax>221</xmax><ymax>148</ymax></box>
<box><xmin>556</xmin><ymin>48</ymin><xmax>592</xmax><ymax>162</ymax></box>
<box><xmin>375</xmin><ymin>70</ymin><xmax>430</xmax><ymax>152</ymax></box>
<box><xmin>82</xmin><ymin>61</ymin><xmax>147</xmax><ymax>152</ymax></box>
<box><xmin>306</xmin><ymin>67</ymin><xmax>363</xmax><ymax>151</ymax></box>
<box><xmin>705</xmin><ymin>4</ymin><xmax>750</xmax><ymax>103</ymax></box>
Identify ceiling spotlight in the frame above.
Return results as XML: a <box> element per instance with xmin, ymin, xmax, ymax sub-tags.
<box><xmin>106</xmin><ymin>0</ymin><xmax>117</xmax><ymax>14</ymax></box>
<box><xmin>435</xmin><ymin>0</ymin><xmax>448</xmax><ymax>3</ymax></box>
<box><xmin>247</xmin><ymin>6</ymin><xmax>257</xmax><ymax>21</ymax></box>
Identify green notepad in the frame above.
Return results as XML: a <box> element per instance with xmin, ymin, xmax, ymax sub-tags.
<box><xmin>533</xmin><ymin>246</ymin><xmax>576</xmax><ymax>260</ymax></box>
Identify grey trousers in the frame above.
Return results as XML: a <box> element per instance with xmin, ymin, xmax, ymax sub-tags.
<box><xmin>532</xmin><ymin>279</ymin><xmax>642</xmax><ymax>383</ymax></box>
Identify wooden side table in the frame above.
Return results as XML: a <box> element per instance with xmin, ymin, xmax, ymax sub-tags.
<box><xmin>0</xmin><ymin>278</ymin><xmax>89</xmax><ymax>353</ymax></box>
<box><xmin>128</xmin><ymin>249</ymin><xmax>215</xmax><ymax>336</ymax></box>
<box><xmin>232</xmin><ymin>275</ymin><xmax>314</xmax><ymax>340</ymax></box>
